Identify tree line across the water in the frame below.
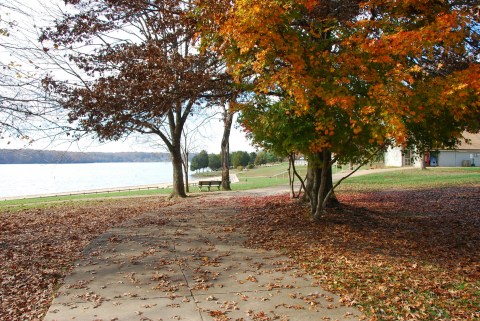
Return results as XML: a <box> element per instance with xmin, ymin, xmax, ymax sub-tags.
<box><xmin>190</xmin><ymin>150</ymin><xmax>283</xmax><ymax>172</ymax></box>
<box><xmin>0</xmin><ymin>149</ymin><xmax>171</xmax><ymax>164</ymax></box>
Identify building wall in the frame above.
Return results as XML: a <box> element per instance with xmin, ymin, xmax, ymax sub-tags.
<box><xmin>384</xmin><ymin>146</ymin><xmax>404</xmax><ymax>167</ymax></box>
<box><xmin>385</xmin><ymin>149</ymin><xmax>480</xmax><ymax>167</ymax></box>
<box><xmin>438</xmin><ymin>151</ymin><xmax>480</xmax><ymax>167</ymax></box>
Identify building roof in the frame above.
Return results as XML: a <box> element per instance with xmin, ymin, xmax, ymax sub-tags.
<box><xmin>457</xmin><ymin>132</ymin><xmax>480</xmax><ymax>150</ymax></box>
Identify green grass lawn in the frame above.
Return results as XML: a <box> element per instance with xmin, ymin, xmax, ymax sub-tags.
<box><xmin>0</xmin><ymin>188</ymin><xmax>173</xmax><ymax>211</ymax></box>
<box><xmin>2</xmin><ymin>166</ymin><xmax>478</xmax><ymax>211</ymax></box>
<box><xmin>338</xmin><ymin>167</ymin><xmax>480</xmax><ymax>191</ymax></box>
<box><xmin>195</xmin><ymin>162</ymin><xmax>300</xmax><ymax>178</ymax></box>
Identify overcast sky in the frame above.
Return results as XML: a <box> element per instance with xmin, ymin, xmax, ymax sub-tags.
<box><xmin>0</xmin><ymin>0</ymin><xmax>255</xmax><ymax>154</ymax></box>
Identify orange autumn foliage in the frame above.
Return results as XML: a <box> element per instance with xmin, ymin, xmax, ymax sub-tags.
<box><xmin>199</xmin><ymin>0</ymin><xmax>479</xmax><ymax>153</ymax></box>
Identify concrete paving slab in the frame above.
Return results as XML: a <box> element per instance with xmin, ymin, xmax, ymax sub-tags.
<box><xmin>44</xmin><ymin>196</ymin><xmax>364</xmax><ymax>321</ymax></box>
<box><xmin>195</xmin><ymin>290</ymin><xmax>363</xmax><ymax>321</ymax></box>
<box><xmin>46</xmin><ymin>297</ymin><xmax>202</xmax><ymax>321</ymax></box>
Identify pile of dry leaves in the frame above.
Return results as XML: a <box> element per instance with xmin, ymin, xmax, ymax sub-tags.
<box><xmin>0</xmin><ymin>197</ymin><xmax>172</xmax><ymax>320</ymax></box>
<box><xmin>234</xmin><ymin>186</ymin><xmax>480</xmax><ymax>320</ymax></box>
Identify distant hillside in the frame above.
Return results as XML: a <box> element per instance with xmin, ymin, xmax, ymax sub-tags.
<box><xmin>0</xmin><ymin>149</ymin><xmax>172</xmax><ymax>164</ymax></box>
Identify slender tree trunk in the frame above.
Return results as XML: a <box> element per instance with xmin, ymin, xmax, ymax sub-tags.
<box><xmin>180</xmin><ymin>130</ymin><xmax>190</xmax><ymax>193</ymax></box>
<box><xmin>287</xmin><ymin>153</ymin><xmax>295</xmax><ymax>198</ymax></box>
<box><xmin>182</xmin><ymin>152</ymin><xmax>189</xmax><ymax>193</ymax></box>
<box><xmin>287</xmin><ymin>152</ymin><xmax>306</xmax><ymax>199</ymax></box>
<box><xmin>221</xmin><ymin>106</ymin><xmax>234</xmax><ymax>191</ymax></box>
<box><xmin>291</xmin><ymin>153</ymin><xmax>306</xmax><ymax>198</ymax></box>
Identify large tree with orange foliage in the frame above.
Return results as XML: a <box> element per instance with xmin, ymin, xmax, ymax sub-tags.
<box><xmin>199</xmin><ymin>0</ymin><xmax>479</xmax><ymax>219</ymax></box>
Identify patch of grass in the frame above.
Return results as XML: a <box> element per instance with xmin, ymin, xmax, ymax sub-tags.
<box><xmin>339</xmin><ymin>167</ymin><xmax>480</xmax><ymax>191</ymax></box>
<box><xmin>236</xmin><ymin>163</ymin><xmax>296</xmax><ymax>178</ymax></box>
<box><xmin>194</xmin><ymin>162</ymin><xmax>342</xmax><ymax>180</ymax></box>
<box><xmin>231</xmin><ymin>176</ymin><xmax>291</xmax><ymax>191</ymax></box>
<box><xmin>0</xmin><ymin>188</ymin><xmax>172</xmax><ymax>211</ymax></box>
<box><xmin>192</xmin><ymin>162</ymin><xmax>297</xmax><ymax>179</ymax></box>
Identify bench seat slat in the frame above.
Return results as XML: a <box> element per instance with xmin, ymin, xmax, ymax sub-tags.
<box><xmin>198</xmin><ymin>180</ymin><xmax>221</xmax><ymax>191</ymax></box>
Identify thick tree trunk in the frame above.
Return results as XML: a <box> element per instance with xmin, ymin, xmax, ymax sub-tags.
<box><xmin>305</xmin><ymin>158</ymin><xmax>320</xmax><ymax>213</ymax></box>
<box><xmin>171</xmin><ymin>145</ymin><xmax>187</xmax><ymax>198</ymax></box>
<box><xmin>160</xmin><ymin>104</ymin><xmax>191</xmax><ymax>199</ymax></box>
<box><xmin>325</xmin><ymin>167</ymin><xmax>339</xmax><ymax>205</ymax></box>
<box><xmin>221</xmin><ymin>108</ymin><xmax>234</xmax><ymax>191</ymax></box>
<box><xmin>419</xmin><ymin>151</ymin><xmax>426</xmax><ymax>170</ymax></box>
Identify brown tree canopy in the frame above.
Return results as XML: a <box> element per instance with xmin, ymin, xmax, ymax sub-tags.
<box><xmin>41</xmin><ymin>0</ymin><xmax>231</xmax><ymax>197</ymax></box>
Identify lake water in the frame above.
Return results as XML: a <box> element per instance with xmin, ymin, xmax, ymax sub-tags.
<box><xmin>0</xmin><ymin>162</ymin><xmax>191</xmax><ymax>199</ymax></box>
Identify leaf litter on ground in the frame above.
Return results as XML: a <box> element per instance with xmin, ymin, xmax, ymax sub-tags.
<box><xmin>1</xmin><ymin>185</ymin><xmax>479</xmax><ymax>321</ymax></box>
<box><xmin>0</xmin><ymin>197</ymin><xmax>175</xmax><ymax>320</ymax></box>
<box><xmin>233</xmin><ymin>186</ymin><xmax>479</xmax><ymax>321</ymax></box>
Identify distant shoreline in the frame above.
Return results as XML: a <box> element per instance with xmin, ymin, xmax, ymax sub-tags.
<box><xmin>0</xmin><ymin>160</ymin><xmax>172</xmax><ymax>165</ymax></box>
<box><xmin>0</xmin><ymin>149</ymin><xmax>173</xmax><ymax>164</ymax></box>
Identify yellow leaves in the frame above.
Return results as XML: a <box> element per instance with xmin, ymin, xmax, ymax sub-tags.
<box><xmin>453</xmin><ymin>83</ymin><xmax>468</xmax><ymax>91</ymax></box>
<box><xmin>208</xmin><ymin>0</ymin><xmax>478</xmax><ymax>160</ymax></box>
<box><xmin>324</xmin><ymin>128</ymin><xmax>334</xmax><ymax>136</ymax></box>
<box><xmin>409</xmin><ymin>65</ymin><xmax>422</xmax><ymax>73</ymax></box>
<box><xmin>252</xmin><ymin>4</ymin><xmax>261</xmax><ymax>14</ymax></box>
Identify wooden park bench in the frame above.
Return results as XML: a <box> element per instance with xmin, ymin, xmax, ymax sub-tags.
<box><xmin>198</xmin><ymin>180</ymin><xmax>221</xmax><ymax>191</ymax></box>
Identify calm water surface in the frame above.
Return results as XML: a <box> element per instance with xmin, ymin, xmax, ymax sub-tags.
<box><xmin>0</xmin><ymin>162</ymin><xmax>190</xmax><ymax>198</ymax></box>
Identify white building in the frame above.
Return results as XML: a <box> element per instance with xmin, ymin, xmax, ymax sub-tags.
<box><xmin>384</xmin><ymin>132</ymin><xmax>480</xmax><ymax>168</ymax></box>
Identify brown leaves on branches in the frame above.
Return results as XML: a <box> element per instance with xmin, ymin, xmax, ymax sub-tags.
<box><xmin>234</xmin><ymin>187</ymin><xmax>480</xmax><ymax>321</ymax></box>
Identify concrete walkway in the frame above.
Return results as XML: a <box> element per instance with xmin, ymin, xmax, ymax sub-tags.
<box><xmin>44</xmin><ymin>194</ymin><xmax>363</xmax><ymax>321</ymax></box>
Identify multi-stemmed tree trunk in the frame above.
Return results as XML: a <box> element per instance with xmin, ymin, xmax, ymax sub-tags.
<box><xmin>304</xmin><ymin>152</ymin><xmax>339</xmax><ymax>221</ymax></box>
<box><xmin>199</xmin><ymin>0</ymin><xmax>480</xmax><ymax>219</ymax></box>
<box><xmin>151</xmin><ymin>102</ymin><xmax>194</xmax><ymax>198</ymax></box>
